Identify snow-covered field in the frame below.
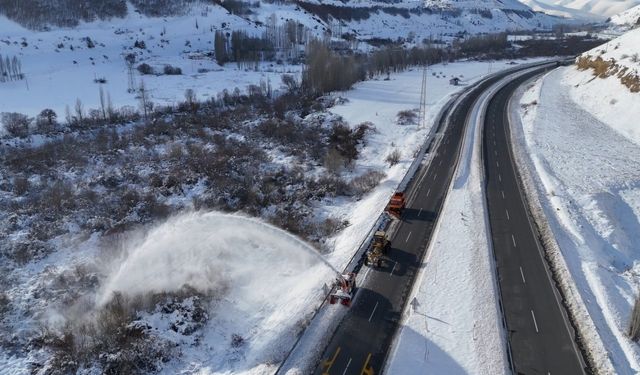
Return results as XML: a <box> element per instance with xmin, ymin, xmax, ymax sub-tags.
<box><xmin>0</xmin><ymin>7</ymin><xmax>303</xmax><ymax>119</ymax></box>
<box><xmin>0</xmin><ymin>0</ymin><xmax>566</xmax><ymax>124</ymax></box>
<box><xmin>511</xmin><ymin>61</ymin><xmax>640</xmax><ymax>373</ymax></box>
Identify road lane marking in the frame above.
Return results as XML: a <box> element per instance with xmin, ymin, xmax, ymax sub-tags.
<box><xmin>496</xmin><ymin>161</ymin><xmax>500</xmax><ymax>168</ymax></box>
<box><xmin>406</xmin><ymin>231</ymin><xmax>412</xmax><ymax>242</ymax></box>
<box><xmin>418</xmin><ymin>208</ymin><xmax>423</xmax><ymax>217</ymax></box>
<box><xmin>321</xmin><ymin>347</ymin><xmax>341</xmax><ymax>375</ymax></box>
<box><xmin>433</xmin><ymin>172</ymin><xmax>438</xmax><ymax>180</ymax></box>
<box><xmin>498</xmin><ymin>174</ymin><xmax>502</xmax><ymax>182</ymax></box>
<box><xmin>439</xmin><ymin>159</ymin><xmax>443</xmax><ymax>166</ymax></box>
<box><xmin>368</xmin><ymin>302</ymin><xmax>379</xmax><ymax>322</ymax></box>
<box><xmin>505</xmin><ymin>209</ymin><xmax>510</xmax><ymax>221</ymax></box>
<box><xmin>520</xmin><ymin>266</ymin><xmax>526</xmax><ymax>284</ymax></box>
<box><xmin>501</xmin><ymin>190</ymin><xmax>505</xmax><ymax>199</ymax></box>
<box><xmin>361</xmin><ymin>353</ymin><xmax>374</xmax><ymax>375</ymax></box>
<box><xmin>362</xmin><ymin>267</ymin><xmax>371</xmax><ymax>280</ymax></box>
<box><xmin>390</xmin><ymin>262</ymin><xmax>397</xmax><ymax>277</ymax></box>
<box><xmin>494</xmin><ymin>150</ymin><xmax>497</xmax><ymax>156</ymax></box>
<box><xmin>531</xmin><ymin>310</ymin><xmax>540</xmax><ymax>333</ymax></box>
<box><xmin>512</xmin><ymin>234</ymin><xmax>517</xmax><ymax>247</ymax></box>
<box><xmin>342</xmin><ymin>358</ymin><xmax>352</xmax><ymax>375</ymax></box>
<box><xmin>426</xmin><ymin>188</ymin><xmax>431</xmax><ymax>197</ymax></box>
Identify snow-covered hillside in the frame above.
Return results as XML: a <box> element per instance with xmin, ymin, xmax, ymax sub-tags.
<box><xmin>519</xmin><ymin>0</ymin><xmax>603</xmax><ymax>20</ymax></box>
<box><xmin>572</xmin><ymin>28</ymin><xmax>640</xmax><ymax>143</ymax></box>
<box><xmin>510</xmin><ymin>28</ymin><xmax>640</xmax><ymax>374</ymax></box>
<box><xmin>0</xmin><ymin>0</ymin><xmax>564</xmax><ymax>121</ymax></box>
<box><xmin>611</xmin><ymin>4</ymin><xmax>640</xmax><ymax>27</ymax></box>
<box><xmin>523</xmin><ymin>0</ymin><xmax>640</xmax><ymax>18</ymax></box>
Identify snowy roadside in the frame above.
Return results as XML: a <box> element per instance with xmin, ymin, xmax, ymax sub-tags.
<box><xmin>509</xmin><ymin>66</ymin><xmax>640</xmax><ymax>374</ymax></box>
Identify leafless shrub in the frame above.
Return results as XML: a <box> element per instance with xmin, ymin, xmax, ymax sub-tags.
<box><xmin>385</xmin><ymin>148</ymin><xmax>401</xmax><ymax>166</ymax></box>
<box><xmin>2</xmin><ymin>112</ymin><xmax>31</xmax><ymax>138</ymax></box>
<box><xmin>0</xmin><ymin>292</ymin><xmax>10</xmax><ymax>317</ymax></box>
<box><xmin>629</xmin><ymin>294</ymin><xmax>640</xmax><ymax>341</ymax></box>
<box><xmin>137</xmin><ymin>63</ymin><xmax>154</xmax><ymax>75</ymax></box>
<box><xmin>231</xmin><ymin>333</ymin><xmax>245</xmax><ymax>348</ymax></box>
<box><xmin>397</xmin><ymin>109</ymin><xmax>418</xmax><ymax>125</ymax></box>
<box><xmin>324</xmin><ymin>148</ymin><xmax>347</xmax><ymax>174</ymax></box>
<box><xmin>350</xmin><ymin>170</ymin><xmax>386</xmax><ymax>197</ymax></box>
<box><xmin>316</xmin><ymin>217</ymin><xmax>349</xmax><ymax>237</ymax></box>
<box><xmin>12</xmin><ymin>175</ymin><xmax>29</xmax><ymax>196</ymax></box>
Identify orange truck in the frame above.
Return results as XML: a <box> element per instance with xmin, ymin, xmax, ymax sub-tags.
<box><xmin>386</xmin><ymin>191</ymin><xmax>406</xmax><ymax>218</ymax></box>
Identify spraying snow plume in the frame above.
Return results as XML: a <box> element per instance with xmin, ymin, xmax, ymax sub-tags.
<box><xmin>99</xmin><ymin>211</ymin><xmax>339</xmax><ymax>305</ymax></box>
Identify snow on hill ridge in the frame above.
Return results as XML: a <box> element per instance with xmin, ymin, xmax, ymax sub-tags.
<box><xmin>610</xmin><ymin>4</ymin><xmax>640</xmax><ymax>26</ymax></box>
<box><xmin>519</xmin><ymin>0</ymin><xmax>604</xmax><ymax>20</ymax></box>
<box><xmin>524</xmin><ymin>0</ymin><xmax>640</xmax><ymax>18</ymax></box>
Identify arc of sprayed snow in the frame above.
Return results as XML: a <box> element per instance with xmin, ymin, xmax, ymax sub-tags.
<box><xmin>98</xmin><ymin>212</ymin><xmax>340</xmax><ymax>305</ymax></box>
<box><xmin>201</xmin><ymin>212</ymin><xmax>341</xmax><ymax>274</ymax></box>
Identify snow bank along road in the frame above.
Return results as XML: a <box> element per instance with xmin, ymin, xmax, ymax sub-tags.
<box><xmin>312</xmin><ymin>62</ymin><xmax>557</xmax><ymax>375</ymax></box>
<box><xmin>483</xmin><ymin>67</ymin><xmax>589</xmax><ymax>374</ymax></box>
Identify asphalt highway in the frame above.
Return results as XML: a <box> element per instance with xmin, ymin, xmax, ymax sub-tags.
<box><xmin>314</xmin><ymin>67</ymin><xmax>536</xmax><ymax>375</ymax></box>
<box><xmin>483</xmin><ymin>68</ymin><xmax>588</xmax><ymax>374</ymax></box>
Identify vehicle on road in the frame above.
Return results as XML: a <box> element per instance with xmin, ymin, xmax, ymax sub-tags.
<box><xmin>386</xmin><ymin>191</ymin><xmax>406</xmax><ymax>218</ymax></box>
<box><xmin>364</xmin><ymin>230</ymin><xmax>391</xmax><ymax>268</ymax></box>
<box><xmin>329</xmin><ymin>273</ymin><xmax>357</xmax><ymax>307</ymax></box>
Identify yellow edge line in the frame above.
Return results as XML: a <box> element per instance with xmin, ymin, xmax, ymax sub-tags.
<box><xmin>322</xmin><ymin>347</ymin><xmax>341</xmax><ymax>375</ymax></box>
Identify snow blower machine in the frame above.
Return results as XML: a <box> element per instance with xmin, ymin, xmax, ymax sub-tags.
<box><xmin>364</xmin><ymin>230</ymin><xmax>391</xmax><ymax>268</ymax></box>
<box><xmin>329</xmin><ymin>272</ymin><xmax>356</xmax><ymax>307</ymax></box>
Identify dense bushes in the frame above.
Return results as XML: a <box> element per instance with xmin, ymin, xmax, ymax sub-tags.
<box><xmin>302</xmin><ymin>40</ymin><xmax>364</xmax><ymax>95</ymax></box>
<box><xmin>576</xmin><ymin>55</ymin><xmax>640</xmax><ymax>93</ymax></box>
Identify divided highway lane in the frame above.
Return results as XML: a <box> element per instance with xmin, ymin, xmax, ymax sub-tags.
<box><xmin>313</xmin><ymin>64</ymin><xmax>549</xmax><ymax>375</ymax></box>
<box><xmin>483</xmin><ymin>68</ymin><xmax>588</xmax><ymax>374</ymax></box>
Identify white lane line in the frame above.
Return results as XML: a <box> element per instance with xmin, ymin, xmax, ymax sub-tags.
<box><xmin>369</xmin><ymin>301</ymin><xmax>379</xmax><ymax>322</ymax></box>
<box><xmin>531</xmin><ymin>310</ymin><xmax>539</xmax><ymax>333</ymax></box>
<box><xmin>418</xmin><ymin>208</ymin><xmax>423</xmax><ymax>217</ymax></box>
<box><xmin>494</xmin><ymin>150</ymin><xmax>497</xmax><ymax>156</ymax></box>
<box><xmin>439</xmin><ymin>160</ymin><xmax>443</xmax><ymax>166</ymax></box>
<box><xmin>362</xmin><ymin>267</ymin><xmax>371</xmax><ymax>280</ymax></box>
<box><xmin>512</xmin><ymin>234</ymin><xmax>517</xmax><ymax>247</ymax></box>
<box><xmin>390</xmin><ymin>262</ymin><xmax>397</xmax><ymax>277</ymax></box>
<box><xmin>498</xmin><ymin>174</ymin><xmax>502</xmax><ymax>182</ymax></box>
<box><xmin>433</xmin><ymin>172</ymin><xmax>438</xmax><ymax>180</ymax></box>
<box><xmin>342</xmin><ymin>358</ymin><xmax>352</xmax><ymax>375</ymax></box>
<box><xmin>496</xmin><ymin>161</ymin><xmax>500</xmax><ymax>168</ymax></box>
<box><xmin>520</xmin><ymin>266</ymin><xmax>526</xmax><ymax>284</ymax></box>
<box><xmin>406</xmin><ymin>231</ymin><xmax>412</xmax><ymax>243</ymax></box>
<box><xmin>426</xmin><ymin>188</ymin><xmax>431</xmax><ymax>197</ymax></box>
<box><xmin>506</xmin><ymin>209</ymin><xmax>510</xmax><ymax>221</ymax></box>
<box><xmin>501</xmin><ymin>190</ymin><xmax>505</xmax><ymax>199</ymax></box>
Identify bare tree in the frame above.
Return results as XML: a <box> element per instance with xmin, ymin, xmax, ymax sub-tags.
<box><xmin>99</xmin><ymin>86</ymin><xmax>107</xmax><ymax>121</ymax></box>
<box><xmin>1</xmin><ymin>112</ymin><xmax>31</xmax><ymax>137</ymax></box>
<box><xmin>75</xmin><ymin>99</ymin><xmax>84</xmax><ymax>127</ymax></box>
<box><xmin>138</xmin><ymin>80</ymin><xmax>152</xmax><ymax>122</ymax></box>
<box><xmin>184</xmin><ymin>88</ymin><xmax>198</xmax><ymax>113</ymax></box>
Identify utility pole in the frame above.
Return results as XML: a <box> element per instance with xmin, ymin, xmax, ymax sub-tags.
<box><xmin>419</xmin><ymin>64</ymin><xmax>428</xmax><ymax>129</ymax></box>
